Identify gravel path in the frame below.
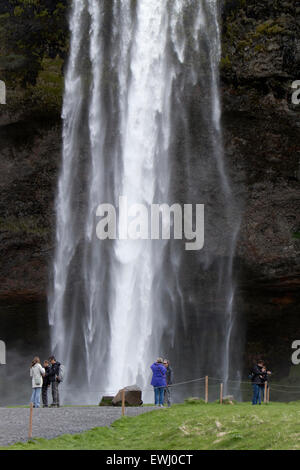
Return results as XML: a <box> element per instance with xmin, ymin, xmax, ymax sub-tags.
<box><xmin>0</xmin><ymin>406</ymin><xmax>157</xmax><ymax>447</ymax></box>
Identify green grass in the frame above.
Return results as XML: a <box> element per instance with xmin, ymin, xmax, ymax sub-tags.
<box><xmin>2</xmin><ymin>402</ymin><xmax>300</xmax><ymax>450</ymax></box>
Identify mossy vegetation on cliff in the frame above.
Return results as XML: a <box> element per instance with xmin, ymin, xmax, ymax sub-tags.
<box><xmin>0</xmin><ymin>0</ymin><xmax>68</xmax><ymax>86</ymax></box>
<box><xmin>23</xmin><ymin>56</ymin><xmax>64</xmax><ymax>116</ymax></box>
<box><xmin>0</xmin><ymin>0</ymin><xmax>68</xmax><ymax>117</ymax></box>
<box><xmin>221</xmin><ymin>0</ymin><xmax>299</xmax><ymax>84</ymax></box>
<box><xmin>0</xmin><ymin>216</ymin><xmax>48</xmax><ymax>237</ymax></box>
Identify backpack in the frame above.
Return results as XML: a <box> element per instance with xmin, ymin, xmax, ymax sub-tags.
<box><xmin>57</xmin><ymin>364</ymin><xmax>65</xmax><ymax>383</ymax></box>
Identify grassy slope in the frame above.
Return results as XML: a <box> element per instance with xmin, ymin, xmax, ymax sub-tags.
<box><xmin>2</xmin><ymin>402</ymin><xmax>300</xmax><ymax>450</ymax></box>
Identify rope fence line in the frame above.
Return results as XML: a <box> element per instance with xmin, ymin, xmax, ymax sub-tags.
<box><xmin>57</xmin><ymin>376</ymin><xmax>208</xmax><ymax>395</ymax></box>
<box><xmin>3</xmin><ymin>375</ymin><xmax>300</xmax><ymax>409</ymax></box>
<box><xmin>56</xmin><ymin>374</ymin><xmax>300</xmax><ymax>395</ymax></box>
<box><xmin>263</xmin><ymin>383</ymin><xmax>300</xmax><ymax>389</ymax></box>
<box><xmin>263</xmin><ymin>389</ymin><xmax>300</xmax><ymax>394</ymax></box>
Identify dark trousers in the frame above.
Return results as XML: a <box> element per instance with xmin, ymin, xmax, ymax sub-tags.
<box><xmin>252</xmin><ymin>383</ymin><xmax>261</xmax><ymax>405</ymax></box>
<box><xmin>164</xmin><ymin>386</ymin><xmax>171</xmax><ymax>406</ymax></box>
<box><xmin>42</xmin><ymin>385</ymin><xmax>49</xmax><ymax>407</ymax></box>
<box><xmin>51</xmin><ymin>381</ymin><xmax>60</xmax><ymax>406</ymax></box>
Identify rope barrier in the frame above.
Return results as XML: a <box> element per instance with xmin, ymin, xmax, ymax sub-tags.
<box><xmin>202</xmin><ymin>376</ymin><xmax>300</xmax><ymax>390</ymax></box>
<box><xmin>263</xmin><ymin>383</ymin><xmax>300</xmax><ymax>389</ymax></box>
<box><xmin>58</xmin><ymin>376</ymin><xmax>207</xmax><ymax>395</ymax></box>
<box><xmin>264</xmin><ymin>388</ymin><xmax>300</xmax><ymax>394</ymax></box>
<box><xmin>4</xmin><ymin>374</ymin><xmax>300</xmax><ymax>407</ymax></box>
<box><xmin>56</xmin><ymin>374</ymin><xmax>300</xmax><ymax>395</ymax></box>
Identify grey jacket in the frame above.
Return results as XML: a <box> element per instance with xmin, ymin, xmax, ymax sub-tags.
<box><xmin>166</xmin><ymin>366</ymin><xmax>173</xmax><ymax>386</ymax></box>
<box><xmin>30</xmin><ymin>363</ymin><xmax>45</xmax><ymax>388</ymax></box>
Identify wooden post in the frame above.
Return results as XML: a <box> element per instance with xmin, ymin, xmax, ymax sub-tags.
<box><xmin>28</xmin><ymin>402</ymin><xmax>33</xmax><ymax>439</ymax></box>
<box><xmin>205</xmin><ymin>376</ymin><xmax>208</xmax><ymax>403</ymax></box>
<box><xmin>267</xmin><ymin>386</ymin><xmax>270</xmax><ymax>403</ymax></box>
<box><xmin>264</xmin><ymin>382</ymin><xmax>268</xmax><ymax>403</ymax></box>
<box><xmin>122</xmin><ymin>389</ymin><xmax>125</xmax><ymax>416</ymax></box>
<box><xmin>220</xmin><ymin>383</ymin><xmax>223</xmax><ymax>404</ymax></box>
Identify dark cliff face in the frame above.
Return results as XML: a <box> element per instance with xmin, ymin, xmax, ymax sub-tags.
<box><xmin>0</xmin><ymin>116</ymin><xmax>59</xmax><ymax>300</ymax></box>
<box><xmin>221</xmin><ymin>0</ymin><xmax>300</xmax><ymax>286</ymax></box>
<box><xmin>0</xmin><ymin>1</ymin><xmax>299</xmax><ymax>379</ymax></box>
<box><xmin>221</xmin><ymin>0</ymin><xmax>300</xmax><ymax>374</ymax></box>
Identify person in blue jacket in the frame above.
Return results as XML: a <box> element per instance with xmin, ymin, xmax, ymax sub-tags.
<box><xmin>150</xmin><ymin>358</ymin><xmax>167</xmax><ymax>407</ymax></box>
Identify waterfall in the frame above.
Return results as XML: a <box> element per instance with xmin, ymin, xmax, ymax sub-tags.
<box><xmin>49</xmin><ymin>0</ymin><xmax>241</xmax><ymax>403</ymax></box>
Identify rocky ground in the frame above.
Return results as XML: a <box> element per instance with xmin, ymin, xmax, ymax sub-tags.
<box><xmin>0</xmin><ymin>406</ymin><xmax>157</xmax><ymax>447</ymax></box>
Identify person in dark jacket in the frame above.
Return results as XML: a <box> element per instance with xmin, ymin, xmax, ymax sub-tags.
<box><xmin>251</xmin><ymin>360</ymin><xmax>264</xmax><ymax>405</ymax></box>
<box><xmin>42</xmin><ymin>360</ymin><xmax>51</xmax><ymax>408</ymax></box>
<box><xmin>150</xmin><ymin>358</ymin><xmax>166</xmax><ymax>407</ymax></box>
<box><xmin>48</xmin><ymin>356</ymin><xmax>61</xmax><ymax>407</ymax></box>
<box><xmin>163</xmin><ymin>359</ymin><xmax>173</xmax><ymax>407</ymax></box>
<box><xmin>259</xmin><ymin>365</ymin><xmax>272</xmax><ymax>402</ymax></box>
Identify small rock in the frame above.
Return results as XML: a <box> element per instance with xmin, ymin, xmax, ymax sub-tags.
<box><xmin>99</xmin><ymin>395</ymin><xmax>114</xmax><ymax>406</ymax></box>
<box><xmin>222</xmin><ymin>395</ymin><xmax>235</xmax><ymax>405</ymax></box>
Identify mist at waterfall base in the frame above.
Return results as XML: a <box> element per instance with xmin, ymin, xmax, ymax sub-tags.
<box><xmin>48</xmin><ymin>0</ymin><xmax>242</xmax><ymax>405</ymax></box>
<box><xmin>0</xmin><ymin>300</ymin><xmax>50</xmax><ymax>406</ymax></box>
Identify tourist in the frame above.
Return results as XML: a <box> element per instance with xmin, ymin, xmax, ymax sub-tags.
<box><xmin>42</xmin><ymin>360</ymin><xmax>51</xmax><ymax>408</ymax></box>
<box><xmin>48</xmin><ymin>356</ymin><xmax>61</xmax><ymax>407</ymax></box>
<box><xmin>30</xmin><ymin>356</ymin><xmax>45</xmax><ymax>408</ymax></box>
<box><xmin>259</xmin><ymin>365</ymin><xmax>271</xmax><ymax>402</ymax></box>
<box><xmin>163</xmin><ymin>359</ymin><xmax>173</xmax><ymax>407</ymax></box>
<box><xmin>250</xmin><ymin>359</ymin><xmax>264</xmax><ymax>405</ymax></box>
<box><xmin>150</xmin><ymin>358</ymin><xmax>166</xmax><ymax>407</ymax></box>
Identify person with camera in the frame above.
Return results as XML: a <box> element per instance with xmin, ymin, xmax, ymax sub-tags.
<box><xmin>41</xmin><ymin>359</ymin><xmax>51</xmax><ymax>408</ymax></box>
<box><xmin>163</xmin><ymin>359</ymin><xmax>173</xmax><ymax>407</ymax></box>
<box><xmin>48</xmin><ymin>356</ymin><xmax>61</xmax><ymax>407</ymax></box>
<box><xmin>259</xmin><ymin>364</ymin><xmax>272</xmax><ymax>402</ymax></box>
<box><xmin>250</xmin><ymin>359</ymin><xmax>264</xmax><ymax>405</ymax></box>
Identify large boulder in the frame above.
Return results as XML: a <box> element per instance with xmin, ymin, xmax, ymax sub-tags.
<box><xmin>112</xmin><ymin>385</ymin><xmax>143</xmax><ymax>407</ymax></box>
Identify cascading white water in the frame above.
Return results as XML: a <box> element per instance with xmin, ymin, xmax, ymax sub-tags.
<box><xmin>49</xmin><ymin>0</ymin><xmax>241</xmax><ymax>403</ymax></box>
<box><xmin>107</xmin><ymin>0</ymin><xmax>172</xmax><ymax>392</ymax></box>
<box><xmin>48</xmin><ymin>0</ymin><xmax>86</xmax><ymax>354</ymax></box>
